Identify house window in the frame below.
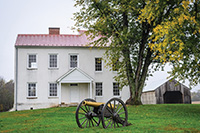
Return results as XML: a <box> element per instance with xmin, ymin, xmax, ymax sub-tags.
<box><xmin>49</xmin><ymin>54</ymin><xmax>58</xmax><ymax>68</ymax></box>
<box><xmin>113</xmin><ymin>83</ymin><xmax>120</xmax><ymax>96</ymax></box>
<box><xmin>28</xmin><ymin>83</ymin><xmax>36</xmax><ymax>97</ymax></box>
<box><xmin>28</xmin><ymin>54</ymin><xmax>37</xmax><ymax>69</ymax></box>
<box><xmin>49</xmin><ymin>83</ymin><xmax>57</xmax><ymax>97</ymax></box>
<box><xmin>70</xmin><ymin>55</ymin><xmax>78</xmax><ymax>68</ymax></box>
<box><xmin>95</xmin><ymin>83</ymin><xmax>102</xmax><ymax>96</ymax></box>
<box><xmin>95</xmin><ymin>58</ymin><xmax>102</xmax><ymax>71</ymax></box>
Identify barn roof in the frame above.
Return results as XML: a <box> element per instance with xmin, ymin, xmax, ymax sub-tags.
<box><xmin>15</xmin><ymin>30</ymin><xmax>102</xmax><ymax>47</ymax></box>
<box><xmin>143</xmin><ymin>78</ymin><xmax>190</xmax><ymax>93</ymax></box>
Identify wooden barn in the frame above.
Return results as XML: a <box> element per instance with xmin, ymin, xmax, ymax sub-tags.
<box><xmin>141</xmin><ymin>79</ymin><xmax>191</xmax><ymax>104</ymax></box>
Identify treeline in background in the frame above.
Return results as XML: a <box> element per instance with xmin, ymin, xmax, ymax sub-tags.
<box><xmin>0</xmin><ymin>77</ymin><xmax>14</xmax><ymax>112</ymax></box>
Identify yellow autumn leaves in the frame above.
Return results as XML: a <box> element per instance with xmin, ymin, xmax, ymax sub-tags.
<box><xmin>138</xmin><ymin>0</ymin><xmax>199</xmax><ymax>63</ymax></box>
<box><xmin>182</xmin><ymin>1</ymin><xmax>190</xmax><ymax>9</ymax></box>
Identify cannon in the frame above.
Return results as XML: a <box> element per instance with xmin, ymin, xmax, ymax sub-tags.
<box><xmin>75</xmin><ymin>98</ymin><xmax>130</xmax><ymax>128</ymax></box>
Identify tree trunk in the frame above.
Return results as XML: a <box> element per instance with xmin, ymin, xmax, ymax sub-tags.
<box><xmin>125</xmin><ymin>22</ymin><xmax>152</xmax><ymax>105</ymax></box>
<box><xmin>125</xmin><ymin>48</ymin><xmax>152</xmax><ymax>105</ymax></box>
<box><xmin>126</xmin><ymin>91</ymin><xmax>142</xmax><ymax>105</ymax></box>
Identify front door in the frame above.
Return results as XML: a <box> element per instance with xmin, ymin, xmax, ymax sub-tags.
<box><xmin>70</xmin><ymin>85</ymin><xmax>79</xmax><ymax>103</ymax></box>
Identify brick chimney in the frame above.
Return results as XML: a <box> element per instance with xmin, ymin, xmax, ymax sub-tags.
<box><xmin>49</xmin><ymin>27</ymin><xmax>60</xmax><ymax>35</ymax></box>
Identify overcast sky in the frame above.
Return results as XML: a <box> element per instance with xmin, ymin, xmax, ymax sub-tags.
<box><xmin>0</xmin><ymin>0</ymin><xmax>199</xmax><ymax>92</ymax></box>
<box><xmin>0</xmin><ymin>0</ymin><xmax>77</xmax><ymax>80</ymax></box>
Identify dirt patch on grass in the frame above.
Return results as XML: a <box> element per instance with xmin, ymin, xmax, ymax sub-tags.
<box><xmin>1</xmin><ymin>129</ymin><xmax>15</xmax><ymax>133</ymax></box>
<box><xmin>164</xmin><ymin>125</ymin><xmax>200</xmax><ymax>132</ymax></box>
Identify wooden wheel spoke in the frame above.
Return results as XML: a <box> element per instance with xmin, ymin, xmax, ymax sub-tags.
<box><xmin>116</xmin><ymin>106</ymin><xmax>123</xmax><ymax>114</ymax></box>
<box><xmin>113</xmin><ymin>100</ymin><xmax>116</xmax><ymax>113</ymax></box>
<box><xmin>79</xmin><ymin>116</ymin><xmax>86</xmax><ymax>120</ymax></box>
<box><xmin>119</xmin><ymin>117</ymin><xmax>125</xmax><ymax>120</ymax></box>
<box><xmin>85</xmin><ymin>119</ymin><xmax>89</xmax><ymax>128</ymax></box>
<box><xmin>118</xmin><ymin>111</ymin><xmax>125</xmax><ymax>115</ymax></box>
<box><xmin>118</xmin><ymin>122</ymin><xmax>123</xmax><ymax>126</ymax></box>
<box><xmin>78</xmin><ymin>112</ymin><xmax>86</xmax><ymax>116</ymax></box>
<box><xmin>105</xmin><ymin>117</ymin><xmax>112</xmax><ymax>122</ymax></box>
<box><xmin>85</xmin><ymin>105</ymin><xmax>89</xmax><ymax>112</ymax></box>
<box><xmin>90</xmin><ymin>119</ymin><xmax>94</xmax><ymax>126</ymax></box>
<box><xmin>92</xmin><ymin>117</ymin><xmax>98</xmax><ymax>125</ymax></box>
<box><xmin>88</xmin><ymin>106</ymin><xmax>92</xmax><ymax>111</ymax></box>
<box><xmin>81</xmin><ymin>118</ymin><xmax>88</xmax><ymax>126</ymax></box>
<box><xmin>109</xmin><ymin>102</ymin><xmax>113</xmax><ymax>111</ymax></box>
<box><xmin>106</xmin><ymin>106</ymin><xmax>113</xmax><ymax>115</ymax></box>
<box><xmin>106</xmin><ymin>119</ymin><xmax>112</xmax><ymax>128</ymax></box>
<box><xmin>110</xmin><ymin>120</ymin><xmax>114</xmax><ymax>128</ymax></box>
<box><xmin>115</xmin><ymin>102</ymin><xmax>120</xmax><ymax>112</ymax></box>
<box><xmin>116</xmin><ymin>122</ymin><xmax>119</xmax><ymax>127</ymax></box>
<box><xmin>80</xmin><ymin>106</ymin><xmax>87</xmax><ymax>113</ymax></box>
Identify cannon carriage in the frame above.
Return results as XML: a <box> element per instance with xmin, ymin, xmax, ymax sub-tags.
<box><xmin>75</xmin><ymin>98</ymin><xmax>129</xmax><ymax>128</ymax></box>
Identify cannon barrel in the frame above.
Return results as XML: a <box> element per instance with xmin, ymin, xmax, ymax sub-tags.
<box><xmin>82</xmin><ymin>101</ymin><xmax>114</xmax><ymax>108</ymax></box>
<box><xmin>82</xmin><ymin>101</ymin><xmax>104</xmax><ymax>107</ymax></box>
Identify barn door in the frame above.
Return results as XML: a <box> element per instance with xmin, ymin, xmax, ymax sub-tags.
<box><xmin>164</xmin><ymin>91</ymin><xmax>183</xmax><ymax>104</ymax></box>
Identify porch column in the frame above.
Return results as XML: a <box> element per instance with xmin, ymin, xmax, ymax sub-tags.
<box><xmin>58</xmin><ymin>82</ymin><xmax>61</xmax><ymax>104</ymax></box>
<box><xmin>90</xmin><ymin>81</ymin><xmax>92</xmax><ymax>98</ymax></box>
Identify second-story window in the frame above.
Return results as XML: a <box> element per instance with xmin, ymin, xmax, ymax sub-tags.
<box><xmin>28</xmin><ymin>54</ymin><xmax>37</xmax><ymax>69</ymax></box>
<box><xmin>95</xmin><ymin>58</ymin><xmax>102</xmax><ymax>71</ymax></box>
<box><xmin>70</xmin><ymin>55</ymin><xmax>78</xmax><ymax>68</ymax></box>
<box><xmin>49</xmin><ymin>54</ymin><xmax>58</xmax><ymax>68</ymax></box>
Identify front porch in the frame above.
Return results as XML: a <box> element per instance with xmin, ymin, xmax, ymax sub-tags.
<box><xmin>56</xmin><ymin>68</ymin><xmax>94</xmax><ymax>105</ymax></box>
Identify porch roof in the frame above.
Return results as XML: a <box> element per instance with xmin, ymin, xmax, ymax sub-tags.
<box><xmin>56</xmin><ymin>67</ymin><xmax>94</xmax><ymax>83</ymax></box>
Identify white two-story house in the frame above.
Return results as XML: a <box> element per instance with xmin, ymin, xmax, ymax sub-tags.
<box><xmin>14</xmin><ymin>28</ymin><xmax>130</xmax><ymax>111</ymax></box>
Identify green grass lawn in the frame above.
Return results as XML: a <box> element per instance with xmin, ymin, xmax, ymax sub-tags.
<box><xmin>0</xmin><ymin>104</ymin><xmax>200</xmax><ymax>133</ymax></box>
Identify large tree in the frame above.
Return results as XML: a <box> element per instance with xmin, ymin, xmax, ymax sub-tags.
<box><xmin>74</xmin><ymin>0</ymin><xmax>200</xmax><ymax>105</ymax></box>
<box><xmin>139</xmin><ymin>0</ymin><xmax>200</xmax><ymax>87</ymax></box>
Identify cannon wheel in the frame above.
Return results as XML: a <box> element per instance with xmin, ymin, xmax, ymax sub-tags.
<box><xmin>101</xmin><ymin>98</ymin><xmax>128</xmax><ymax>128</ymax></box>
<box><xmin>75</xmin><ymin>98</ymin><xmax>100</xmax><ymax>128</ymax></box>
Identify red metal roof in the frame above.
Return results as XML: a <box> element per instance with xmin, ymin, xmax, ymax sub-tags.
<box><xmin>15</xmin><ymin>30</ymin><xmax>101</xmax><ymax>47</ymax></box>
